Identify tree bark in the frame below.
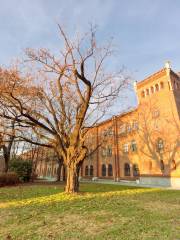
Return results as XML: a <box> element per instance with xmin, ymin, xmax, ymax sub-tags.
<box><xmin>3</xmin><ymin>146</ymin><xmax>10</xmax><ymax>173</ymax></box>
<box><xmin>65</xmin><ymin>164</ymin><xmax>79</xmax><ymax>193</ymax></box>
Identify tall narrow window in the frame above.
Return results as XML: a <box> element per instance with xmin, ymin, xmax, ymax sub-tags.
<box><xmin>151</xmin><ymin>86</ymin><xmax>154</xmax><ymax>94</ymax></box>
<box><xmin>141</xmin><ymin>91</ymin><xmax>145</xmax><ymax>98</ymax></box>
<box><xmin>85</xmin><ymin>166</ymin><xmax>88</xmax><ymax>176</ymax></box>
<box><xmin>90</xmin><ymin>165</ymin><xmax>93</xmax><ymax>176</ymax></box>
<box><xmin>108</xmin><ymin>164</ymin><xmax>113</xmax><ymax>176</ymax></box>
<box><xmin>131</xmin><ymin>140</ymin><xmax>137</xmax><ymax>152</ymax></box>
<box><xmin>133</xmin><ymin>164</ymin><xmax>140</xmax><ymax>176</ymax></box>
<box><xmin>132</xmin><ymin>121</ymin><xmax>139</xmax><ymax>130</ymax></box>
<box><xmin>123</xmin><ymin>143</ymin><xmax>129</xmax><ymax>153</ymax></box>
<box><xmin>101</xmin><ymin>148</ymin><xmax>106</xmax><ymax>157</ymax></box>
<box><xmin>155</xmin><ymin>84</ymin><xmax>159</xmax><ymax>91</ymax></box>
<box><xmin>146</xmin><ymin>89</ymin><xmax>150</xmax><ymax>96</ymax></box>
<box><xmin>160</xmin><ymin>160</ymin><xmax>165</xmax><ymax>171</ymax></box>
<box><xmin>107</xmin><ymin>146</ymin><xmax>112</xmax><ymax>157</ymax></box>
<box><xmin>160</xmin><ymin>82</ymin><xmax>164</xmax><ymax>89</ymax></box>
<box><xmin>119</xmin><ymin>123</ymin><xmax>126</xmax><ymax>134</ymax></box>
<box><xmin>127</xmin><ymin>124</ymin><xmax>132</xmax><ymax>133</ymax></box>
<box><xmin>152</xmin><ymin>109</ymin><xmax>160</xmax><ymax>118</ymax></box>
<box><xmin>102</xmin><ymin>164</ymin><xmax>106</xmax><ymax>177</ymax></box>
<box><xmin>124</xmin><ymin>163</ymin><xmax>131</xmax><ymax>176</ymax></box>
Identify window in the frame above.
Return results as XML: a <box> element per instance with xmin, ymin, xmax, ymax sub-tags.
<box><xmin>101</xmin><ymin>148</ymin><xmax>106</xmax><ymax>157</ymax></box>
<box><xmin>160</xmin><ymin>160</ymin><xmax>165</xmax><ymax>171</ymax></box>
<box><xmin>103</xmin><ymin>130</ymin><xmax>107</xmax><ymax>137</ymax></box>
<box><xmin>107</xmin><ymin>127</ymin><xmax>113</xmax><ymax>136</ymax></box>
<box><xmin>85</xmin><ymin>166</ymin><xmax>88</xmax><ymax>176</ymax></box>
<box><xmin>146</xmin><ymin>89</ymin><xmax>150</xmax><ymax>96</ymax></box>
<box><xmin>124</xmin><ymin>163</ymin><xmax>131</xmax><ymax>176</ymax></box>
<box><xmin>127</xmin><ymin>124</ymin><xmax>132</xmax><ymax>133</ymax></box>
<box><xmin>160</xmin><ymin>82</ymin><xmax>164</xmax><ymax>89</ymax></box>
<box><xmin>155</xmin><ymin>84</ymin><xmax>159</xmax><ymax>91</ymax></box>
<box><xmin>133</xmin><ymin>164</ymin><xmax>140</xmax><ymax>177</ymax></box>
<box><xmin>131</xmin><ymin>140</ymin><xmax>137</xmax><ymax>152</ymax></box>
<box><xmin>132</xmin><ymin>121</ymin><xmax>139</xmax><ymax>130</ymax></box>
<box><xmin>107</xmin><ymin>146</ymin><xmax>112</xmax><ymax>157</ymax></box>
<box><xmin>103</xmin><ymin>128</ymin><xmax>113</xmax><ymax>137</ymax></box>
<box><xmin>151</xmin><ymin>86</ymin><xmax>154</xmax><ymax>94</ymax></box>
<box><xmin>141</xmin><ymin>91</ymin><xmax>145</xmax><ymax>98</ymax></box>
<box><xmin>157</xmin><ymin>138</ymin><xmax>164</xmax><ymax>152</ymax></box>
<box><xmin>108</xmin><ymin>164</ymin><xmax>113</xmax><ymax>176</ymax></box>
<box><xmin>152</xmin><ymin>110</ymin><xmax>160</xmax><ymax>118</ymax></box>
<box><xmin>119</xmin><ymin>124</ymin><xmax>126</xmax><ymax>134</ymax></box>
<box><xmin>102</xmin><ymin>164</ymin><xmax>106</xmax><ymax>176</ymax></box>
<box><xmin>123</xmin><ymin>143</ymin><xmax>129</xmax><ymax>153</ymax></box>
<box><xmin>90</xmin><ymin>165</ymin><xmax>93</xmax><ymax>176</ymax></box>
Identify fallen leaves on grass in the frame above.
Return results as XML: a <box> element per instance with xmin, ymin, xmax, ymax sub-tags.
<box><xmin>0</xmin><ymin>188</ymin><xmax>160</xmax><ymax>209</ymax></box>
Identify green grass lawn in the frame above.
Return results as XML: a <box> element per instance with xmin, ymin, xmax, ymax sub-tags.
<box><xmin>0</xmin><ymin>183</ymin><xmax>180</xmax><ymax>240</ymax></box>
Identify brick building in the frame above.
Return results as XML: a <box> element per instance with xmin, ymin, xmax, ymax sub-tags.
<box><xmin>8</xmin><ymin>62</ymin><xmax>180</xmax><ymax>187</ymax></box>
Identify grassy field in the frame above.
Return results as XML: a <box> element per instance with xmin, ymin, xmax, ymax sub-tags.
<box><xmin>0</xmin><ymin>183</ymin><xmax>180</xmax><ymax>240</ymax></box>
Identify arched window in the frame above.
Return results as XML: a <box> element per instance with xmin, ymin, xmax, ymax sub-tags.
<box><xmin>141</xmin><ymin>91</ymin><xmax>145</xmax><ymax>98</ymax></box>
<box><xmin>124</xmin><ymin>163</ymin><xmax>131</xmax><ymax>176</ymax></box>
<box><xmin>85</xmin><ymin>166</ymin><xmax>89</xmax><ymax>176</ymax></box>
<box><xmin>146</xmin><ymin>89</ymin><xmax>150</xmax><ymax>96</ymax></box>
<box><xmin>151</xmin><ymin>86</ymin><xmax>154</xmax><ymax>94</ymax></box>
<box><xmin>160</xmin><ymin>82</ymin><xmax>164</xmax><ymax>89</ymax></box>
<box><xmin>160</xmin><ymin>160</ymin><xmax>165</xmax><ymax>171</ymax></box>
<box><xmin>90</xmin><ymin>165</ymin><xmax>94</xmax><ymax>176</ymax></box>
<box><xmin>133</xmin><ymin>164</ymin><xmax>140</xmax><ymax>177</ymax></box>
<box><xmin>155</xmin><ymin>84</ymin><xmax>159</xmax><ymax>91</ymax></box>
<box><xmin>102</xmin><ymin>164</ymin><xmax>106</xmax><ymax>177</ymax></box>
<box><xmin>108</xmin><ymin>164</ymin><xmax>113</xmax><ymax>176</ymax></box>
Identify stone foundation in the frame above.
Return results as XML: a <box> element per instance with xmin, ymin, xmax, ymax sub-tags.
<box><xmin>140</xmin><ymin>176</ymin><xmax>180</xmax><ymax>188</ymax></box>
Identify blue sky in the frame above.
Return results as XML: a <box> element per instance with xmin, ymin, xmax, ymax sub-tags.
<box><xmin>0</xmin><ymin>0</ymin><xmax>180</xmax><ymax>111</ymax></box>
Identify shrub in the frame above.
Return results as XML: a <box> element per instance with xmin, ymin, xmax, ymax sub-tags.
<box><xmin>0</xmin><ymin>172</ymin><xmax>19</xmax><ymax>187</ymax></box>
<box><xmin>9</xmin><ymin>158</ymin><xmax>33</xmax><ymax>182</ymax></box>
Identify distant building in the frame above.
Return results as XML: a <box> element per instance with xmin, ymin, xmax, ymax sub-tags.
<box><xmin>4</xmin><ymin>62</ymin><xmax>180</xmax><ymax>187</ymax></box>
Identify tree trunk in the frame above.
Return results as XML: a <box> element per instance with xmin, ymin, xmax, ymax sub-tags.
<box><xmin>3</xmin><ymin>146</ymin><xmax>10</xmax><ymax>173</ymax></box>
<box><xmin>65</xmin><ymin>164</ymin><xmax>79</xmax><ymax>193</ymax></box>
<box><xmin>4</xmin><ymin>157</ymin><xmax>9</xmax><ymax>173</ymax></box>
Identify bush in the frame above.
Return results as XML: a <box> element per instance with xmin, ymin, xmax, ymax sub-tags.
<box><xmin>0</xmin><ymin>172</ymin><xmax>19</xmax><ymax>187</ymax></box>
<box><xmin>9</xmin><ymin>158</ymin><xmax>33</xmax><ymax>182</ymax></box>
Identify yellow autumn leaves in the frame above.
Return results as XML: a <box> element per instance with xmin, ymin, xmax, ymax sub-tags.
<box><xmin>0</xmin><ymin>188</ymin><xmax>159</xmax><ymax>209</ymax></box>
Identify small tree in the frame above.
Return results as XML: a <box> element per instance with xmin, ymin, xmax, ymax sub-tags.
<box><xmin>9</xmin><ymin>157</ymin><xmax>32</xmax><ymax>182</ymax></box>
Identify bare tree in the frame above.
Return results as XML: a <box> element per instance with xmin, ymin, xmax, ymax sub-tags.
<box><xmin>0</xmin><ymin>26</ymin><xmax>129</xmax><ymax>193</ymax></box>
